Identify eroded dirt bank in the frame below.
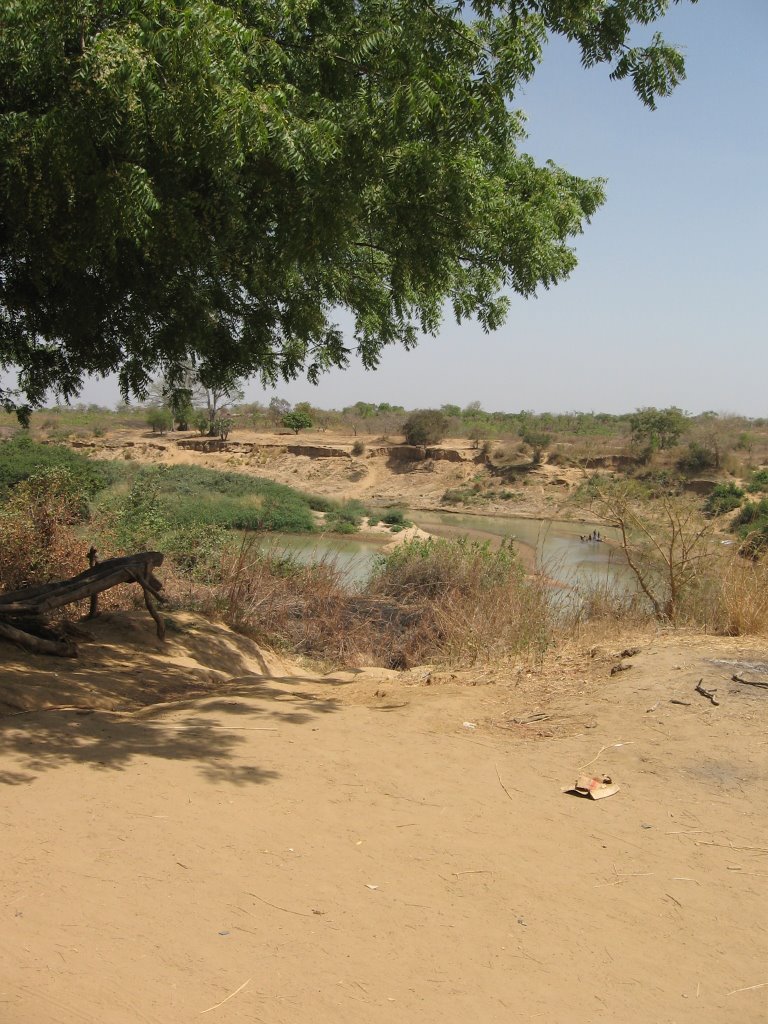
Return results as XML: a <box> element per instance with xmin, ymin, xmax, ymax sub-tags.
<box><xmin>69</xmin><ymin>426</ymin><xmax>587</xmax><ymax>519</ymax></box>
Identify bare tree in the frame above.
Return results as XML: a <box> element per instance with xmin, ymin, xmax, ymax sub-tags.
<box><xmin>585</xmin><ymin>480</ymin><xmax>716</xmax><ymax>623</ymax></box>
<box><xmin>150</xmin><ymin>365</ymin><xmax>244</xmax><ymax>434</ymax></box>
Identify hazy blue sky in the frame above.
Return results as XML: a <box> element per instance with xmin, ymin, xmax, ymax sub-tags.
<box><xmin>76</xmin><ymin>1</ymin><xmax>767</xmax><ymax>416</ymax></box>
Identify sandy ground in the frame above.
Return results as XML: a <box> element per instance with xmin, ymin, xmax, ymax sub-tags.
<box><xmin>2</xmin><ymin>611</ymin><xmax>767</xmax><ymax>1024</ymax></box>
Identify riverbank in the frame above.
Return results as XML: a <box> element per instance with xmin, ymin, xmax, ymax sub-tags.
<box><xmin>60</xmin><ymin>425</ymin><xmax>587</xmax><ymax>521</ymax></box>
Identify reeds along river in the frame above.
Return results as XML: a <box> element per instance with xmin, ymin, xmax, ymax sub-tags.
<box><xmin>265</xmin><ymin>509</ymin><xmax>633</xmax><ymax>592</ymax></box>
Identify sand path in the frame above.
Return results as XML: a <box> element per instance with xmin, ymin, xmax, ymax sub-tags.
<box><xmin>2</xmin><ymin>615</ymin><xmax>766</xmax><ymax>1023</ymax></box>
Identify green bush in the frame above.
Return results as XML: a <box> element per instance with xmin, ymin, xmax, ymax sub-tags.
<box><xmin>520</xmin><ymin>429</ymin><xmax>551</xmax><ymax>464</ymax></box>
<box><xmin>0</xmin><ymin>435</ymin><xmax>115</xmax><ymax>500</ymax></box>
<box><xmin>323</xmin><ymin>499</ymin><xmax>368</xmax><ymax>534</ymax></box>
<box><xmin>732</xmin><ymin>498</ymin><xmax>768</xmax><ymax>559</ymax></box>
<box><xmin>380</xmin><ymin>508</ymin><xmax>409</xmax><ymax>526</ymax></box>
<box><xmin>160</xmin><ymin>522</ymin><xmax>229</xmax><ymax>577</ymax></box>
<box><xmin>704</xmin><ymin>483</ymin><xmax>743</xmax><ymax>517</ymax></box>
<box><xmin>97</xmin><ymin>464</ymin><xmax>318</xmax><ymax>537</ymax></box>
<box><xmin>733</xmin><ymin>498</ymin><xmax>768</xmax><ymax>528</ymax></box>
<box><xmin>746</xmin><ymin>469</ymin><xmax>768</xmax><ymax>493</ymax></box>
<box><xmin>677</xmin><ymin>442</ymin><xmax>717</xmax><ymax>474</ymax></box>
<box><xmin>402</xmin><ymin>410</ymin><xmax>449</xmax><ymax>446</ymax></box>
<box><xmin>283</xmin><ymin>410</ymin><xmax>313</xmax><ymax>434</ymax></box>
<box><xmin>213</xmin><ymin>415</ymin><xmax>234</xmax><ymax>440</ymax></box>
<box><xmin>105</xmin><ymin>473</ymin><xmax>169</xmax><ymax>550</ymax></box>
<box><xmin>146</xmin><ymin>407</ymin><xmax>173</xmax><ymax>434</ymax></box>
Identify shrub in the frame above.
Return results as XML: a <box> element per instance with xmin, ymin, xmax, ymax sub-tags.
<box><xmin>677</xmin><ymin>442</ymin><xmax>717</xmax><ymax>474</ymax></box>
<box><xmin>520</xmin><ymin>429</ymin><xmax>551</xmax><ymax>465</ymax></box>
<box><xmin>0</xmin><ymin>467</ymin><xmax>91</xmax><ymax>590</ymax></box>
<box><xmin>732</xmin><ymin>498</ymin><xmax>768</xmax><ymax>559</ymax></box>
<box><xmin>746</xmin><ymin>469</ymin><xmax>768</xmax><ymax>493</ymax></box>
<box><xmin>325</xmin><ymin>501</ymin><xmax>367</xmax><ymax>534</ymax></box>
<box><xmin>380</xmin><ymin>508</ymin><xmax>409</xmax><ymax>526</ymax></box>
<box><xmin>146</xmin><ymin>407</ymin><xmax>173</xmax><ymax>434</ymax></box>
<box><xmin>442</xmin><ymin>488</ymin><xmax>467</xmax><ymax>505</ymax></box>
<box><xmin>704</xmin><ymin>483</ymin><xmax>743</xmax><ymax>517</ymax></box>
<box><xmin>160</xmin><ymin>522</ymin><xmax>229</xmax><ymax>578</ymax></box>
<box><xmin>282</xmin><ymin>410</ymin><xmax>313</xmax><ymax>434</ymax></box>
<box><xmin>103</xmin><ymin>472</ymin><xmax>170</xmax><ymax>551</ymax></box>
<box><xmin>0</xmin><ymin>435</ymin><xmax>113</xmax><ymax>499</ymax></box>
<box><xmin>214</xmin><ymin>415</ymin><xmax>234</xmax><ymax>440</ymax></box>
<box><xmin>402</xmin><ymin>410</ymin><xmax>449</xmax><ymax>446</ymax></box>
<box><xmin>96</xmin><ymin>464</ymin><xmax>318</xmax><ymax>538</ymax></box>
<box><xmin>629</xmin><ymin>406</ymin><xmax>687</xmax><ymax>451</ymax></box>
<box><xmin>351</xmin><ymin>439</ymin><xmax>366</xmax><ymax>456</ymax></box>
<box><xmin>733</xmin><ymin>498</ymin><xmax>768</xmax><ymax>529</ymax></box>
<box><xmin>198</xmin><ymin>536</ymin><xmax>371</xmax><ymax>663</ymax></box>
<box><xmin>366</xmin><ymin>537</ymin><xmax>549</xmax><ymax>666</ymax></box>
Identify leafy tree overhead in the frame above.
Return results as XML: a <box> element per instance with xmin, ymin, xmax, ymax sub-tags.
<box><xmin>1</xmin><ymin>1</ymin><xmax>698</xmax><ymax>417</ymax></box>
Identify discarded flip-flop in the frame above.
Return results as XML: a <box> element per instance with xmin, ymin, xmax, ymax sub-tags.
<box><xmin>562</xmin><ymin>774</ymin><xmax>620</xmax><ymax>800</ymax></box>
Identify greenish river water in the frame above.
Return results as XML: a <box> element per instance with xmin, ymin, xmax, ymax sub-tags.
<box><xmin>264</xmin><ymin>509</ymin><xmax>630</xmax><ymax>589</ymax></box>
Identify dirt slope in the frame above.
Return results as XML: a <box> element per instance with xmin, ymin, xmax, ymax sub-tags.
<box><xmin>2</xmin><ymin>613</ymin><xmax>766</xmax><ymax>1024</ymax></box>
<box><xmin>74</xmin><ymin>426</ymin><xmax>579</xmax><ymax>517</ymax></box>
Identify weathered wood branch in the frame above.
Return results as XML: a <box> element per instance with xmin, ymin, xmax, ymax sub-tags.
<box><xmin>0</xmin><ymin>619</ymin><xmax>77</xmax><ymax>657</ymax></box>
<box><xmin>0</xmin><ymin>553</ymin><xmax>164</xmax><ymax>615</ymax></box>
<box><xmin>0</xmin><ymin>552</ymin><xmax>166</xmax><ymax>656</ymax></box>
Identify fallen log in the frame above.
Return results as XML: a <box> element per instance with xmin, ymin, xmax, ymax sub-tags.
<box><xmin>0</xmin><ymin>552</ymin><xmax>165</xmax><ymax>656</ymax></box>
<box><xmin>0</xmin><ymin>619</ymin><xmax>77</xmax><ymax>657</ymax></box>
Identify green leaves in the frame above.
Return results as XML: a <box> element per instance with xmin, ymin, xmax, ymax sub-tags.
<box><xmin>0</xmin><ymin>1</ymin><xmax>698</xmax><ymax>412</ymax></box>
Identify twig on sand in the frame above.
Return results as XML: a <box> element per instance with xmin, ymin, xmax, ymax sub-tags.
<box><xmin>694</xmin><ymin>679</ymin><xmax>719</xmax><ymax>706</ymax></box>
<box><xmin>200</xmin><ymin>978</ymin><xmax>251</xmax><ymax>1014</ymax></box>
<box><xmin>494</xmin><ymin>763</ymin><xmax>518</xmax><ymax>803</ymax></box>
<box><xmin>578</xmin><ymin>742</ymin><xmax>632</xmax><ymax>772</ymax></box>
<box><xmin>246</xmin><ymin>892</ymin><xmax>315</xmax><ymax>917</ymax></box>
<box><xmin>728</xmin><ymin>981</ymin><xmax>768</xmax><ymax>996</ymax></box>
<box><xmin>695</xmin><ymin>840</ymin><xmax>768</xmax><ymax>854</ymax></box>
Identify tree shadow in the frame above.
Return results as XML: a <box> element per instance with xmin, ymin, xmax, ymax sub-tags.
<box><xmin>0</xmin><ymin>611</ymin><xmax>354</xmax><ymax>787</ymax></box>
<box><xmin>385</xmin><ymin>449</ymin><xmax>427</xmax><ymax>475</ymax></box>
<box><xmin>0</xmin><ymin>676</ymin><xmax>344</xmax><ymax>787</ymax></box>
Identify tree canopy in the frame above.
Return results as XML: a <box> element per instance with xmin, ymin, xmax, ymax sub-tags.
<box><xmin>629</xmin><ymin>406</ymin><xmax>688</xmax><ymax>450</ymax></box>
<box><xmin>1</xmin><ymin>1</ymin><xmax>697</xmax><ymax>417</ymax></box>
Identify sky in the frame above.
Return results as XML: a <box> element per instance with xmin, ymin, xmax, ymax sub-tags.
<box><xmin>76</xmin><ymin>1</ymin><xmax>768</xmax><ymax>417</ymax></box>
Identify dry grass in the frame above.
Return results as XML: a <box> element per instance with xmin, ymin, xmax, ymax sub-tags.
<box><xmin>183</xmin><ymin>535</ymin><xmax>551</xmax><ymax>670</ymax></box>
<box><xmin>674</xmin><ymin>551</ymin><xmax>768</xmax><ymax>636</ymax></box>
<box><xmin>560</xmin><ymin>548</ymin><xmax>768</xmax><ymax>640</ymax></box>
<box><xmin>190</xmin><ymin>537</ymin><xmax>384</xmax><ymax>666</ymax></box>
<box><xmin>364</xmin><ymin>537</ymin><xmax>551</xmax><ymax>667</ymax></box>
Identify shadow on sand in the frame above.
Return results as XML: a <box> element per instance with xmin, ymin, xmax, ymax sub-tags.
<box><xmin>0</xmin><ymin>672</ymin><xmax>346</xmax><ymax>788</ymax></box>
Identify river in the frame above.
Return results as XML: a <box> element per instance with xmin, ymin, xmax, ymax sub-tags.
<box><xmin>263</xmin><ymin>508</ymin><xmax>631</xmax><ymax>590</ymax></box>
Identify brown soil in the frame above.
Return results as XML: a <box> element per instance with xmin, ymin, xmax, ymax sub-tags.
<box><xmin>2</xmin><ymin>611</ymin><xmax>766</xmax><ymax>1023</ymax></box>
